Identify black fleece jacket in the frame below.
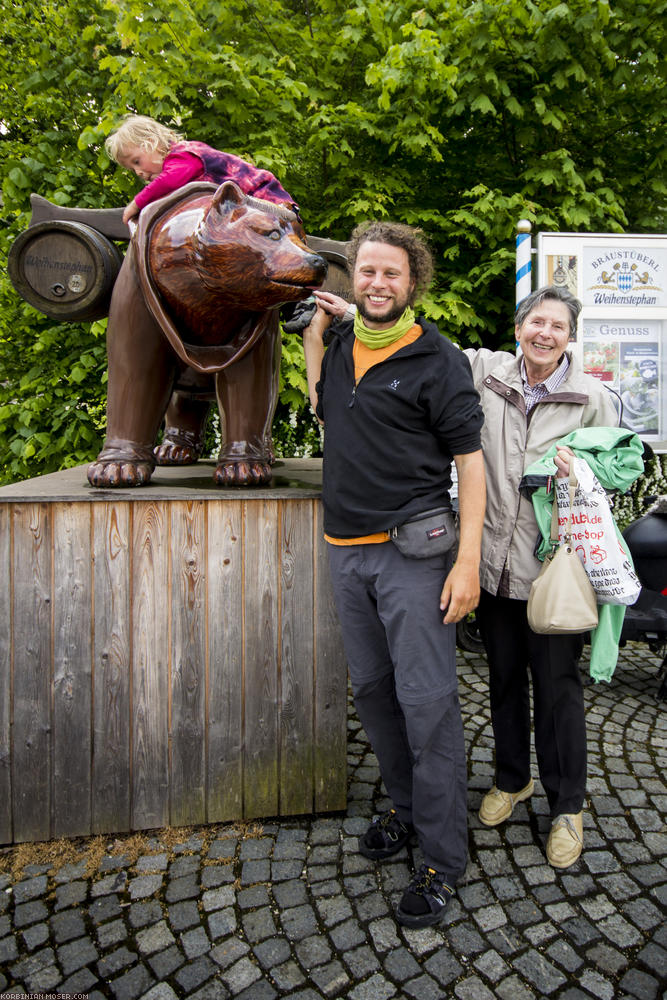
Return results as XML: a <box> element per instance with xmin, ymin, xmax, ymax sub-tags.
<box><xmin>316</xmin><ymin>316</ymin><xmax>484</xmax><ymax>538</ymax></box>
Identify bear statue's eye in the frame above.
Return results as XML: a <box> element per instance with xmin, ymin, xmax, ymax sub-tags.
<box><xmin>268</xmin><ymin>229</ymin><xmax>281</xmax><ymax>240</ymax></box>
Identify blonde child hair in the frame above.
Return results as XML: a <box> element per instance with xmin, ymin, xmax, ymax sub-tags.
<box><xmin>105</xmin><ymin>115</ymin><xmax>184</xmax><ymax>164</ymax></box>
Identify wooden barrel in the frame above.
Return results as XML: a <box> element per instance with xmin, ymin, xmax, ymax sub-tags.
<box><xmin>8</xmin><ymin>220</ymin><xmax>124</xmax><ymax>321</ymax></box>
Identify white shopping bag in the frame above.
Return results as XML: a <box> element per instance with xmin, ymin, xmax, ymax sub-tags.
<box><xmin>555</xmin><ymin>457</ymin><xmax>641</xmax><ymax>606</ymax></box>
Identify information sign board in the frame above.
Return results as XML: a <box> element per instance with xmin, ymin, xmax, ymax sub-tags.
<box><xmin>537</xmin><ymin>233</ymin><xmax>667</xmax><ymax>450</ymax></box>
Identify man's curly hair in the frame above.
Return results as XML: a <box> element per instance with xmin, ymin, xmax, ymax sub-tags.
<box><xmin>346</xmin><ymin>221</ymin><xmax>434</xmax><ymax>305</ymax></box>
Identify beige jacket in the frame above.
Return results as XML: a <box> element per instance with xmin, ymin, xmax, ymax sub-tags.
<box><xmin>464</xmin><ymin>349</ymin><xmax>619</xmax><ymax>600</ymax></box>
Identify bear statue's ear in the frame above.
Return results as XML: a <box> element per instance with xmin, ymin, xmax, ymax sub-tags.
<box><xmin>210</xmin><ymin>181</ymin><xmax>245</xmax><ymax>217</ymax></box>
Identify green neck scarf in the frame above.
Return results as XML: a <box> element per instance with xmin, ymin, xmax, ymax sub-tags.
<box><xmin>353</xmin><ymin>307</ymin><xmax>416</xmax><ymax>349</ymax></box>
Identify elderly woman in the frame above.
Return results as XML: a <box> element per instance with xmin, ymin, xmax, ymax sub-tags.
<box><xmin>465</xmin><ymin>285</ymin><xmax>618</xmax><ymax>868</ymax></box>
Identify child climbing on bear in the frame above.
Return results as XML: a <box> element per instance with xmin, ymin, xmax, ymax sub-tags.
<box><xmin>105</xmin><ymin>114</ymin><xmax>300</xmax><ymax>225</ymax></box>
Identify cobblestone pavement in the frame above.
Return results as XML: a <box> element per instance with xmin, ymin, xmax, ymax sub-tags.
<box><xmin>1</xmin><ymin>643</ymin><xmax>665</xmax><ymax>1000</ymax></box>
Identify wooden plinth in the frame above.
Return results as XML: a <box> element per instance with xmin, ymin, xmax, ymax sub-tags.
<box><xmin>0</xmin><ymin>460</ymin><xmax>347</xmax><ymax>845</ymax></box>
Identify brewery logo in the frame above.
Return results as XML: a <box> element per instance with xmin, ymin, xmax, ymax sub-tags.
<box><xmin>584</xmin><ymin>247</ymin><xmax>665</xmax><ymax>307</ymax></box>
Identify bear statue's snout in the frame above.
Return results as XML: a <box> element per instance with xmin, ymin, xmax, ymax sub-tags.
<box><xmin>308</xmin><ymin>251</ymin><xmax>328</xmax><ymax>279</ymax></box>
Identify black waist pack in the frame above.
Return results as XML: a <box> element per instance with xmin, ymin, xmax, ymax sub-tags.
<box><xmin>389</xmin><ymin>506</ymin><xmax>456</xmax><ymax>559</ymax></box>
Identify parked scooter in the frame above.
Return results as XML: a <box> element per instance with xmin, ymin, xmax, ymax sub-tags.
<box><xmin>620</xmin><ymin>497</ymin><xmax>667</xmax><ymax>701</ymax></box>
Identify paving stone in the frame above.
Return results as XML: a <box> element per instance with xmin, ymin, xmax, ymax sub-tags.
<box><xmin>348</xmin><ymin>972</ymin><xmax>397</xmax><ymax>999</ymax></box>
<box><xmin>147</xmin><ymin>944</ymin><xmax>185</xmax><ymax>979</ymax></box>
<box><xmin>453</xmin><ymin>975</ymin><xmax>496</xmax><ymax>999</ymax></box>
<box><xmin>242</xmin><ymin>905</ymin><xmax>277</xmax><ymax>942</ymax></box>
<box><xmin>272</xmin><ymin>959</ymin><xmax>307</xmax><ymax>990</ymax></box>
<box><xmin>140</xmin><ymin>984</ymin><xmax>179</xmax><ymax>1000</ymax></box>
<box><xmin>58</xmin><ymin>936</ymin><xmax>99</xmax><ymax>975</ymax></box>
<box><xmin>329</xmin><ymin>917</ymin><xmax>367</xmax><ymax>951</ymax></box>
<box><xmin>55</xmin><ymin>880</ymin><xmax>88</xmax><ymax>909</ymax></box>
<box><xmin>91</xmin><ymin>871</ymin><xmax>128</xmax><ymax>896</ymax></box>
<box><xmin>210</xmin><ymin>936</ymin><xmax>250</xmax><ymax>970</ymax></box>
<box><xmin>207</xmin><ymin>907</ymin><xmax>237</xmax><ymax>939</ymax></box>
<box><xmin>343</xmin><ymin>943</ymin><xmax>380</xmax><ymax>978</ymax></box>
<box><xmin>60</xmin><ymin>967</ymin><xmax>99</xmax><ymax>994</ymax></box>
<box><xmin>51</xmin><ymin>908</ymin><xmax>86</xmax><ymax>942</ymax></box>
<box><xmin>128</xmin><ymin>900</ymin><xmax>162</xmax><ymax>929</ymax></box>
<box><xmin>12</xmin><ymin>876</ymin><xmax>48</xmax><ymax>903</ymax></box>
<box><xmin>218</xmin><ymin>955</ymin><xmax>262</xmax><ymax>993</ymax></box>
<box><xmin>235</xmin><ymin>980</ymin><xmax>278</xmax><ymax>1000</ymax></box>
<box><xmin>473</xmin><ymin>948</ymin><xmax>511</xmax><ymax>982</ymax></box>
<box><xmin>545</xmin><ymin>938</ymin><xmax>584</xmax><ymax>973</ymax></box>
<box><xmin>180</xmin><ymin>925</ymin><xmax>211</xmax><ymax>958</ymax></box>
<box><xmin>253</xmin><ymin>935</ymin><xmax>292</xmax><ymax>969</ymax></box>
<box><xmin>207</xmin><ymin>838</ymin><xmax>238</xmax><ymax>860</ymax></box>
<box><xmin>0</xmin><ymin>934</ymin><xmax>19</xmax><ymax>963</ymax></box>
<box><xmin>169</xmin><ymin>854</ymin><xmax>201</xmax><ymax>877</ymax></box>
<box><xmin>165</xmin><ymin>874</ymin><xmax>199</xmax><ymax>902</ymax></box>
<box><xmin>136</xmin><ymin>920</ymin><xmax>176</xmax><ymax>955</ymax></box>
<box><xmin>108</xmin><ymin>961</ymin><xmax>154</xmax><ymax>1000</ymax></box>
<box><xmin>403</xmin><ymin>973</ymin><xmax>452</xmax><ymax>999</ymax></box>
<box><xmin>129</xmin><ymin>874</ymin><xmax>163</xmax><ymax>899</ymax></box>
<box><xmin>136</xmin><ymin>853</ymin><xmax>169</xmax><ymax>873</ymax></box>
<box><xmin>295</xmin><ymin>933</ymin><xmax>334</xmax><ymax>968</ymax></box>
<box><xmin>618</xmin><ymin>967</ymin><xmax>661</xmax><ymax>999</ymax></box>
<box><xmin>21</xmin><ymin>922</ymin><xmax>49</xmax><ymax>951</ymax></box>
<box><xmin>578</xmin><ymin>968</ymin><xmax>616</xmax><ymax>1000</ymax></box>
<box><xmin>97</xmin><ymin>917</ymin><xmax>127</xmax><ymax>949</ymax></box>
<box><xmin>201</xmin><ymin>885</ymin><xmax>235</xmax><ymax>911</ymax></box>
<box><xmin>168</xmin><ymin>899</ymin><xmax>201</xmax><ymax>931</ymax></box>
<box><xmin>280</xmin><ymin>903</ymin><xmax>319</xmax><ymax>940</ymax></box>
<box><xmin>100</xmin><ymin>853</ymin><xmax>131</xmax><ymax>872</ymax></box>
<box><xmin>97</xmin><ymin>946</ymin><xmax>138</xmax><ymax>977</ymax></box>
<box><xmin>272</xmin><ymin>879</ymin><xmax>308</xmax><ymax>908</ymax></box>
<box><xmin>13</xmin><ymin>900</ymin><xmax>49</xmax><ymax>927</ymax></box>
<box><xmin>173</xmin><ymin>954</ymin><xmax>217</xmax><ymax>991</ymax></box>
<box><xmin>90</xmin><ymin>894</ymin><xmax>123</xmax><ymax>923</ymax></box>
<box><xmin>201</xmin><ymin>864</ymin><xmax>234</xmax><ymax>888</ymax></box>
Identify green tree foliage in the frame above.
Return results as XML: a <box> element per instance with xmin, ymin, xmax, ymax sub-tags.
<box><xmin>1</xmin><ymin>0</ymin><xmax>665</xmax><ymax>482</ymax></box>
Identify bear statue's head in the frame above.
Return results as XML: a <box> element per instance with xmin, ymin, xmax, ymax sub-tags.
<box><xmin>192</xmin><ymin>182</ymin><xmax>327</xmax><ymax>309</ymax></box>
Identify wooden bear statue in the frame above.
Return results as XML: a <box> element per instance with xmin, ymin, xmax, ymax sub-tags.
<box><xmin>85</xmin><ymin>180</ymin><xmax>328</xmax><ymax>487</ymax></box>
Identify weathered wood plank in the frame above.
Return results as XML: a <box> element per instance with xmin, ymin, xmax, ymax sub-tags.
<box><xmin>0</xmin><ymin>506</ymin><xmax>11</xmax><ymax>844</ymax></box>
<box><xmin>313</xmin><ymin>503</ymin><xmax>348</xmax><ymax>812</ymax></box>
<box><xmin>53</xmin><ymin>503</ymin><xmax>92</xmax><ymax>837</ymax></box>
<box><xmin>279</xmin><ymin>500</ymin><xmax>314</xmax><ymax>815</ymax></box>
<box><xmin>207</xmin><ymin>501</ymin><xmax>244</xmax><ymax>822</ymax></box>
<box><xmin>170</xmin><ymin>500</ymin><xmax>206</xmax><ymax>827</ymax></box>
<box><xmin>243</xmin><ymin>500</ymin><xmax>280</xmax><ymax>819</ymax></box>
<box><xmin>12</xmin><ymin>504</ymin><xmax>52</xmax><ymax>842</ymax></box>
<box><xmin>131</xmin><ymin>502</ymin><xmax>170</xmax><ymax>830</ymax></box>
<box><xmin>92</xmin><ymin>503</ymin><xmax>131</xmax><ymax>833</ymax></box>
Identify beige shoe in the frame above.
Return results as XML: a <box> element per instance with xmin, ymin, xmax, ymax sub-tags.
<box><xmin>546</xmin><ymin>812</ymin><xmax>584</xmax><ymax>868</ymax></box>
<box><xmin>479</xmin><ymin>779</ymin><xmax>534</xmax><ymax>826</ymax></box>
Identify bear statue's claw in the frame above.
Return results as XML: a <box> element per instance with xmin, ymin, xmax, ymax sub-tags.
<box><xmin>214</xmin><ymin>460</ymin><xmax>273</xmax><ymax>487</ymax></box>
<box><xmin>87</xmin><ymin>460</ymin><xmax>154</xmax><ymax>488</ymax></box>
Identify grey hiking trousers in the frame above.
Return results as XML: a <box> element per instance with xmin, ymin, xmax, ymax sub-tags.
<box><xmin>327</xmin><ymin>541</ymin><xmax>468</xmax><ymax>882</ymax></box>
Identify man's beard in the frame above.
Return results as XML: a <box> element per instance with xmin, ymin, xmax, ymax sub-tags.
<box><xmin>356</xmin><ymin>296</ymin><xmax>410</xmax><ymax>325</ymax></box>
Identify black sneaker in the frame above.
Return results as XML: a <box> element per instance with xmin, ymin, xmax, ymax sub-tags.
<box><xmin>395</xmin><ymin>864</ymin><xmax>454</xmax><ymax>927</ymax></box>
<box><xmin>359</xmin><ymin>809</ymin><xmax>414</xmax><ymax>860</ymax></box>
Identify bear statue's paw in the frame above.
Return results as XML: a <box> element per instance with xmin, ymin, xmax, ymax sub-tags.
<box><xmin>154</xmin><ymin>441</ymin><xmax>200</xmax><ymax>466</ymax></box>
<box><xmin>154</xmin><ymin>427</ymin><xmax>203</xmax><ymax>466</ymax></box>
<box><xmin>87</xmin><ymin>460</ymin><xmax>154</xmax><ymax>488</ymax></box>
<box><xmin>214</xmin><ymin>459</ymin><xmax>273</xmax><ymax>487</ymax></box>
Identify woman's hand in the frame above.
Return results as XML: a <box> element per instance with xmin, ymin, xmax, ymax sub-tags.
<box><xmin>554</xmin><ymin>445</ymin><xmax>575</xmax><ymax>478</ymax></box>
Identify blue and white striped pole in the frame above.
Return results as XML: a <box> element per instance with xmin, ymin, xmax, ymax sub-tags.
<box><xmin>515</xmin><ymin>219</ymin><xmax>532</xmax><ymax>307</ymax></box>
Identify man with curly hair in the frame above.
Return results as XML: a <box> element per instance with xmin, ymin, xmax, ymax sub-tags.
<box><xmin>302</xmin><ymin>220</ymin><xmax>485</xmax><ymax>927</ymax></box>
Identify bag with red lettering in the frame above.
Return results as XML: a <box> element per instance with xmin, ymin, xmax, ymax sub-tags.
<box><xmin>554</xmin><ymin>457</ymin><xmax>640</xmax><ymax>605</ymax></box>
